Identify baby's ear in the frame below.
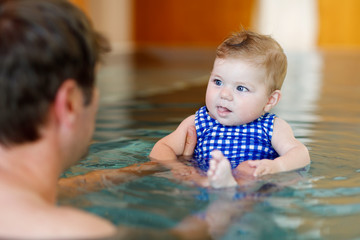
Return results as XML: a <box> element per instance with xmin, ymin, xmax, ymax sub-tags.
<box><xmin>264</xmin><ymin>90</ymin><xmax>281</xmax><ymax>112</ymax></box>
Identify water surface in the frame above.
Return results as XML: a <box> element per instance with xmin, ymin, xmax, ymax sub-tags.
<box><xmin>60</xmin><ymin>48</ymin><xmax>360</xmax><ymax>239</ymax></box>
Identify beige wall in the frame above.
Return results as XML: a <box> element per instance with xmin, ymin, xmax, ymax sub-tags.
<box><xmin>89</xmin><ymin>0</ymin><xmax>133</xmax><ymax>53</ymax></box>
<box><xmin>253</xmin><ymin>0</ymin><xmax>318</xmax><ymax>51</ymax></box>
<box><xmin>72</xmin><ymin>0</ymin><xmax>134</xmax><ymax>54</ymax></box>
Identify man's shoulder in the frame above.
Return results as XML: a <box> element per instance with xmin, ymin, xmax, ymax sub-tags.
<box><xmin>0</xmin><ymin>202</ymin><xmax>116</xmax><ymax>239</ymax></box>
<box><xmin>54</xmin><ymin>206</ymin><xmax>117</xmax><ymax>237</ymax></box>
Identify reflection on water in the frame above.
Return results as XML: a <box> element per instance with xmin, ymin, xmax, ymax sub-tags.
<box><xmin>60</xmin><ymin>48</ymin><xmax>360</xmax><ymax>239</ymax></box>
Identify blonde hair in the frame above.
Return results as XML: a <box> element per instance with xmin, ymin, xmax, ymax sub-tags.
<box><xmin>216</xmin><ymin>30</ymin><xmax>287</xmax><ymax>92</ymax></box>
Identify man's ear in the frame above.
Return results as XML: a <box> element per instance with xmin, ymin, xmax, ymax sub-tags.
<box><xmin>264</xmin><ymin>90</ymin><xmax>281</xmax><ymax>112</ymax></box>
<box><xmin>54</xmin><ymin>79</ymin><xmax>82</xmax><ymax>127</ymax></box>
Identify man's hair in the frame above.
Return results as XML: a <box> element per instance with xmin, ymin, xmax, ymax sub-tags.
<box><xmin>0</xmin><ymin>0</ymin><xmax>110</xmax><ymax>146</ymax></box>
<box><xmin>216</xmin><ymin>30</ymin><xmax>287</xmax><ymax>92</ymax></box>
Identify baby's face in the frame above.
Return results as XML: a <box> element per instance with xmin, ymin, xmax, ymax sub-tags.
<box><xmin>205</xmin><ymin>57</ymin><xmax>272</xmax><ymax>126</ymax></box>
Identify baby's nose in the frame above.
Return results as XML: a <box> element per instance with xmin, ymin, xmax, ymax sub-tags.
<box><xmin>220</xmin><ymin>87</ymin><xmax>233</xmax><ymax>100</ymax></box>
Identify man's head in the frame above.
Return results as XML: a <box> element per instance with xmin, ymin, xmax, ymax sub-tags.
<box><xmin>216</xmin><ymin>30</ymin><xmax>287</xmax><ymax>93</ymax></box>
<box><xmin>0</xmin><ymin>0</ymin><xmax>109</xmax><ymax>147</ymax></box>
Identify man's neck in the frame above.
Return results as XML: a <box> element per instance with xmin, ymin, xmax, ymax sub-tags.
<box><xmin>0</xmin><ymin>139</ymin><xmax>62</xmax><ymax>204</ymax></box>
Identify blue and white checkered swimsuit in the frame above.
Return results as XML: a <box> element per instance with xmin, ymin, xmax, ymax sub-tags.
<box><xmin>193</xmin><ymin>106</ymin><xmax>279</xmax><ymax>171</ymax></box>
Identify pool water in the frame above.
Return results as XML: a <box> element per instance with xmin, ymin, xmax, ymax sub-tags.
<box><xmin>59</xmin><ymin>48</ymin><xmax>360</xmax><ymax>239</ymax></box>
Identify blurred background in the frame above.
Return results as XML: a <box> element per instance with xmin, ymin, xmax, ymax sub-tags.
<box><xmin>70</xmin><ymin>0</ymin><xmax>360</xmax><ymax>52</ymax></box>
<box><xmin>67</xmin><ymin>0</ymin><xmax>360</xmax><ymax>104</ymax></box>
<box><xmin>67</xmin><ymin>0</ymin><xmax>360</xmax><ymax>143</ymax></box>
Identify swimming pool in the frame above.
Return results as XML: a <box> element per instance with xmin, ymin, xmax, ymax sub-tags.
<box><xmin>59</xmin><ymin>48</ymin><xmax>360</xmax><ymax>239</ymax></box>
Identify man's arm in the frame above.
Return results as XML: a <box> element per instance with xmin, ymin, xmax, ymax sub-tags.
<box><xmin>58</xmin><ymin>122</ymin><xmax>198</xmax><ymax>196</ymax></box>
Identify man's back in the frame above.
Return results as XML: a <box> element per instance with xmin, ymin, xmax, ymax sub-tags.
<box><xmin>0</xmin><ymin>177</ymin><xmax>116</xmax><ymax>238</ymax></box>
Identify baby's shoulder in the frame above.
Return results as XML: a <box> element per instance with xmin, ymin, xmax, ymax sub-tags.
<box><xmin>273</xmin><ymin>117</ymin><xmax>293</xmax><ymax>133</ymax></box>
<box><xmin>173</xmin><ymin>115</ymin><xmax>196</xmax><ymax>133</ymax></box>
<box><xmin>179</xmin><ymin>114</ymin><xmax>196</xmax><ymax>127</ymax></box>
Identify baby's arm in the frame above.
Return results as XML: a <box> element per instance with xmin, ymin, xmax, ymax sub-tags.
<box><xmin>149</xmin><ymin>115</ymin><xmax>196</xmax><ymax>171</ymax></box>
<box><xmin>149</xmin><ymin>115</ymin><xmax>202</xmax><ymax>179</ymax></box>
<box><xmin>248</xmin><ymin>117</ymin><xmax>310</xmax><ymax>177</ymax></box>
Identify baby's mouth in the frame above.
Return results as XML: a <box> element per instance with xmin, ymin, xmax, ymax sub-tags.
<box><xmin>217</xmin><ymin>106</ymin><xmax>232</xmax><ymax>116</ymax></box>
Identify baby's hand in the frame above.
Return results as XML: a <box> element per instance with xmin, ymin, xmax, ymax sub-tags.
<box><xmin>247</xmin><ymin>159</ymin><xmax>283</xmax><ymax>177</ymax></box>
<box><xmin>171</xmin><ymin>163</ymin><xmax>197</xmax><ymax>178</ymax></box>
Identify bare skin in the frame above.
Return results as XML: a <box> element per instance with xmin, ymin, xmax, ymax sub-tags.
<box><xmin>0</xmin><ymin>81</ymin><xmax>117</xmax><ymax>239</ymax></box>
<box><xmin>207</xmin><ymin>150</ymin><xmax>238</xmax><ymax>188</ymax></box>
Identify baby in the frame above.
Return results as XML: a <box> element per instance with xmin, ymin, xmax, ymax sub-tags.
<box><xmin>149</xmin><ymin>30</ymin><xmax>310</xmax><ymax>188</ymax></box>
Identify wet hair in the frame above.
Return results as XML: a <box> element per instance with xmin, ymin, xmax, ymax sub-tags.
<box><xmin>0</xmin><ymin>0</ymin><xmax>110</xmax><ymax>147</ymax></box>
<box><xmin>216</xmin><ymin>30</ymin><xmax>287</xmax><ymax>92</ymax></box>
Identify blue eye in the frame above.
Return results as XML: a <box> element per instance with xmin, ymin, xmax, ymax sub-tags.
<box><xmin>214</xmin><ymin>79</ymin><xmax>222</xmax><ymax>86</ymax></box>
<box><xmin>236</xmin><ymin>86</ymin><xmax>249</xmax><ymax>92</ymax></box>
